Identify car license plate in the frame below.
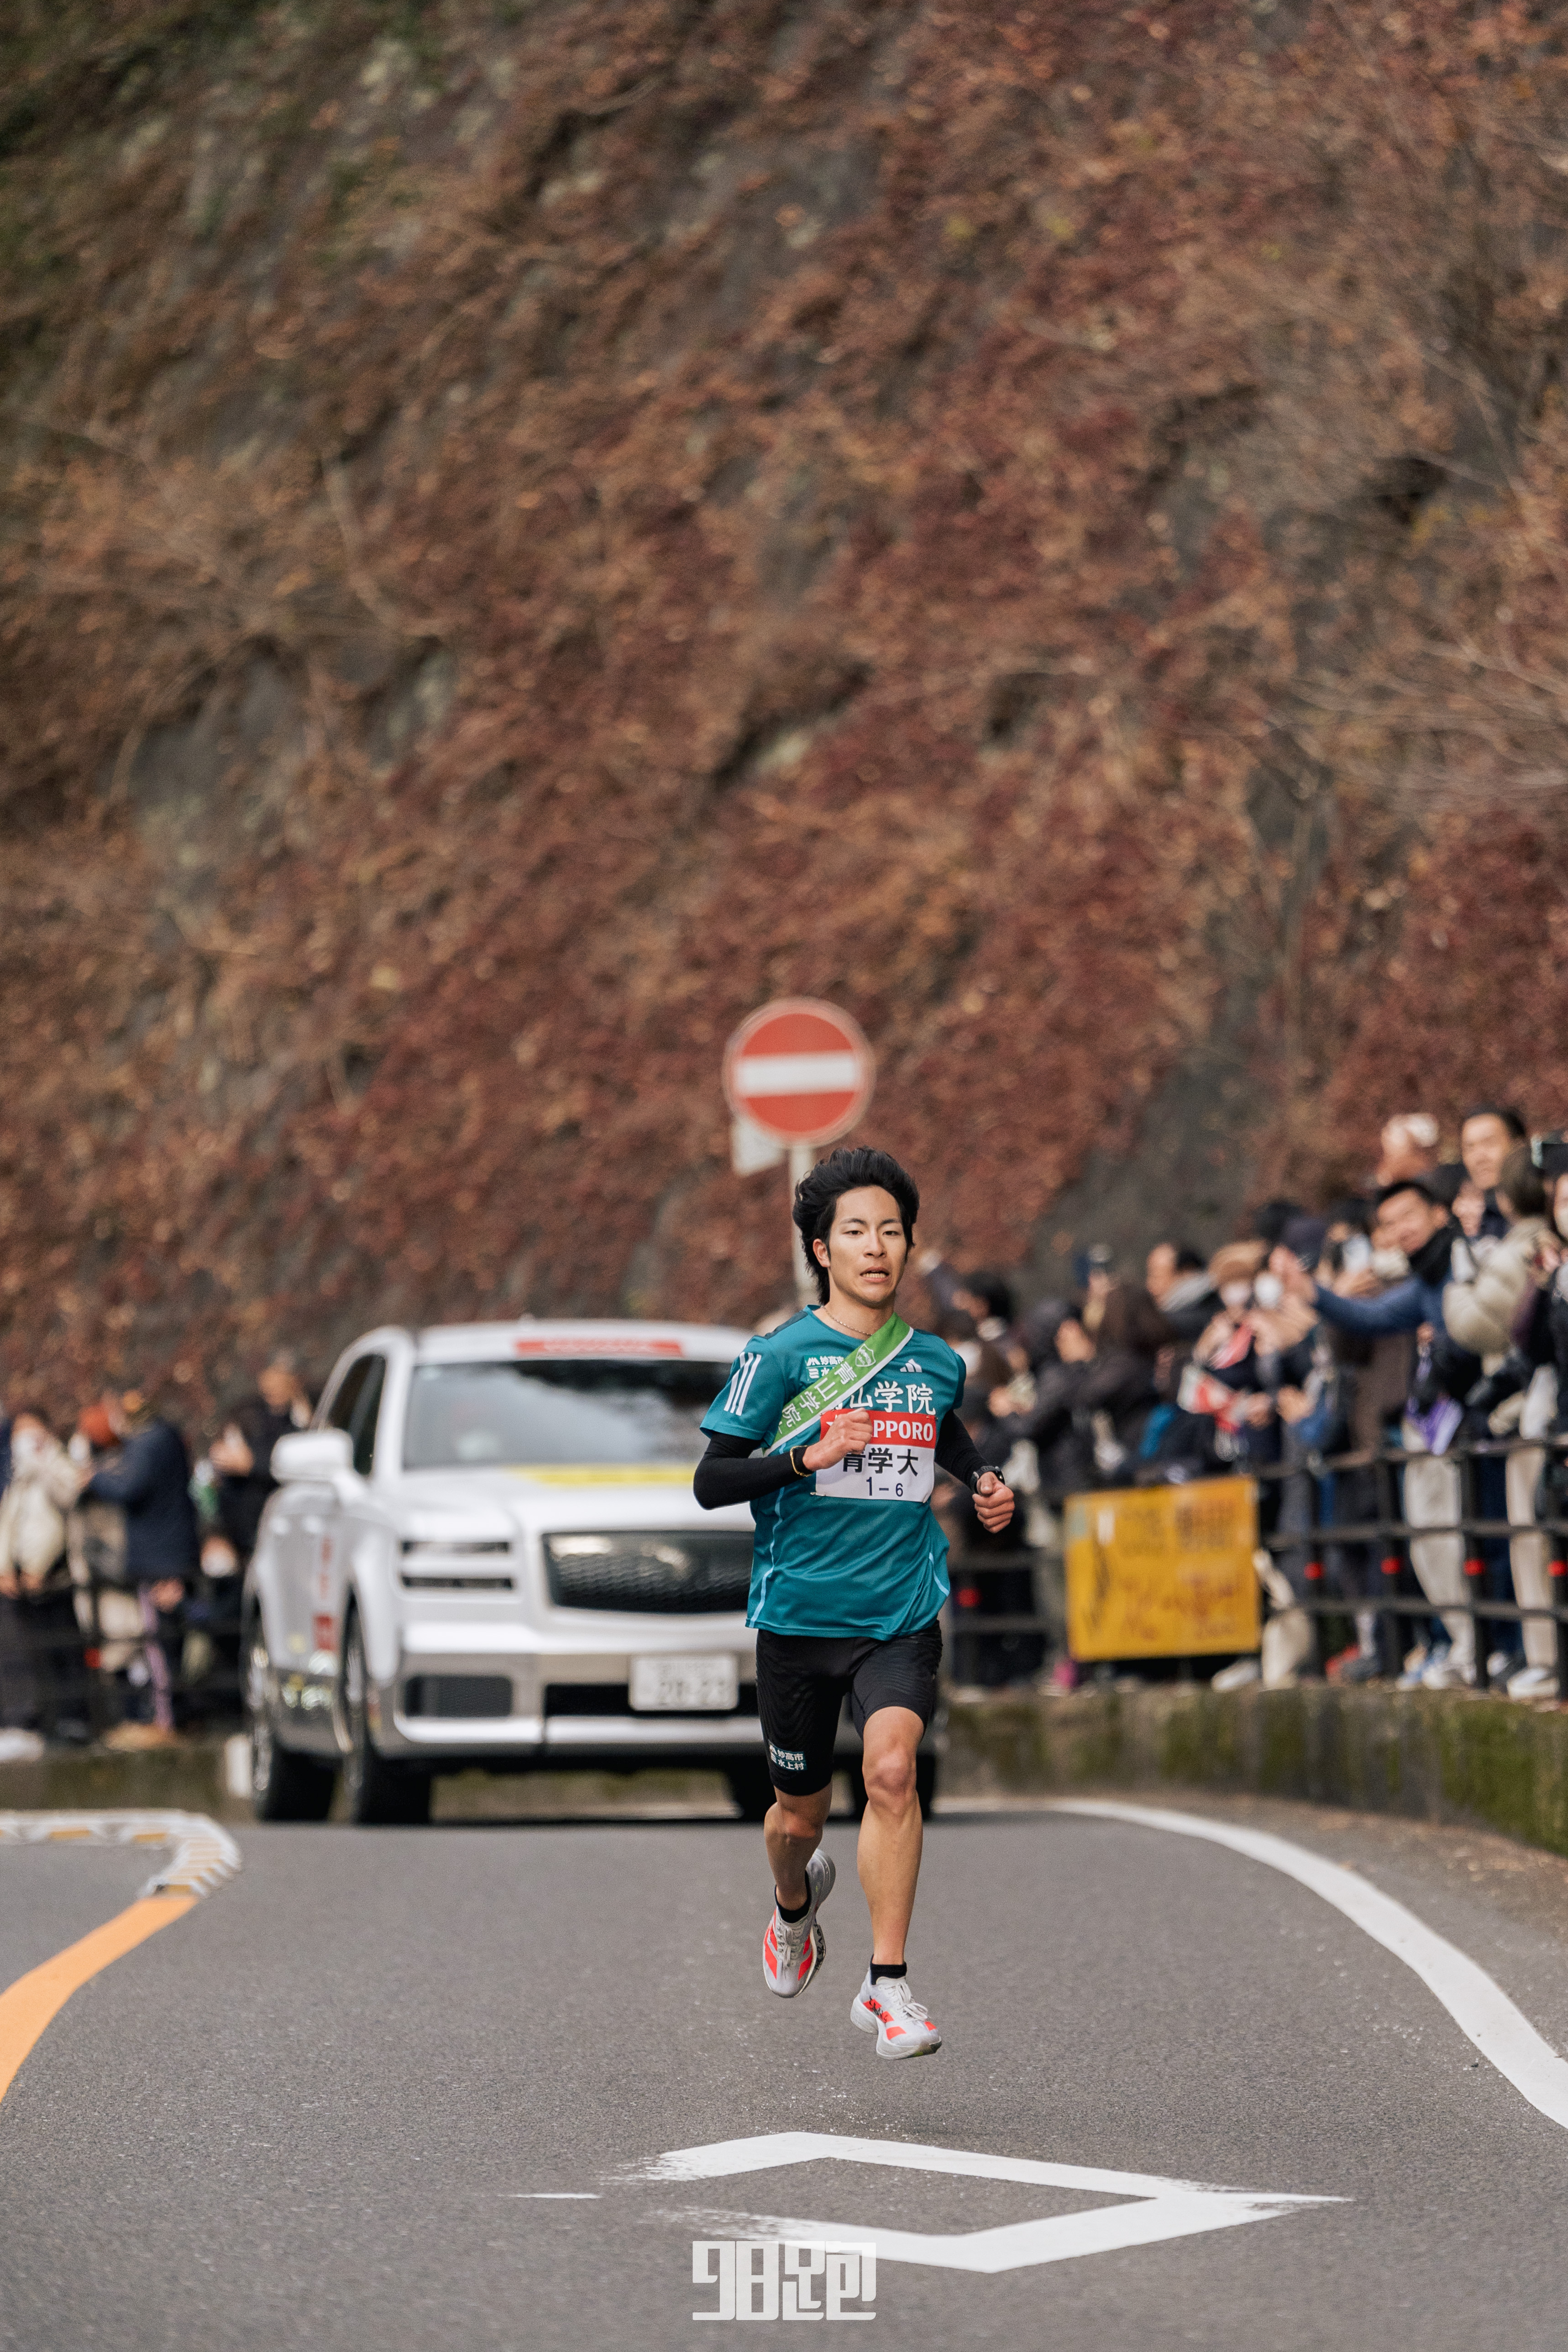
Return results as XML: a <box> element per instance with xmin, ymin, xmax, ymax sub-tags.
<box><xmin>629</xmin><ymin>1654</ymin><xmax>738</xmax><ymax>1712</ymax></box>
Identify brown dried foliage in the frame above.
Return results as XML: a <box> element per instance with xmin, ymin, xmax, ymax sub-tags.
<box><xmin>4</xmin><ymin>0</ymin><xmax>1568</xmax><ymax>1411</ymax></box>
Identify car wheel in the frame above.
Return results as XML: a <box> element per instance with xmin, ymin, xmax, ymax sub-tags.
<box><xmin>341</xmin><ymin>1610</ymin><xmax>431</xmax><ymax>1826</ymax></box>
<box><xmin>726</xmin><ymin>1760</ymin><xmax>776</xmax><ymax>1823</ymax></box>
<box><xmin>245</xmin><ymin>1620</ymin><xmax>336</xmax><ymax>1823</ymax></box>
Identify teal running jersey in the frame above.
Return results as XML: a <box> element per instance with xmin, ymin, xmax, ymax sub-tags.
<box><xmin>701</xmin><ymin>1308</ymin><xmax>967</xmax><ymax>1639</ymax></box>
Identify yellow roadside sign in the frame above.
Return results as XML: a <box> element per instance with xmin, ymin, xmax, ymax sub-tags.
<box><xmin>1065</xmin><ymin>1479</ymin><xmax>1259</xmax><ymax>1661</ymax></box>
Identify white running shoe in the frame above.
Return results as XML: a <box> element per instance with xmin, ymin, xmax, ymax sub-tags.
<box><xmin>763</xmin><ymin>1851</ymin><xmax>835</xmax><ymax>1996</ymax></box>
<box><xmin>1508</xmin><ymin>1663</ymin><xmax>1558</xmax><ymax>1701</ymax></box>
<box><xmin>850</xmin><ymin>1969</ymin><xmax>942</xmax><ymax>2059</ymax></box>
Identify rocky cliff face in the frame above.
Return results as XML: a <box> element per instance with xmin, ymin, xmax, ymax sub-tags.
<box><xmin>5</xmin><ymin>0</ymin><xmax>1568</xmax><ymax>1407</ymax></box>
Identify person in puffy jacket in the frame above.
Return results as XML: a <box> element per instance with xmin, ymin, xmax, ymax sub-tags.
<box><xmin>1442</xmin><ymin>1145</ymin><xmax>1548</xmax><ymax>1690</ymax></box>
<box><xmin>0</xmin><ymin>1408</ymin><xmax>88</xmax><ymax>1739</ymax></box>
<box><xmin>1443</xmin><ymin>1147</ymin><xmax>1547</xmax><ymax>1360</ymax></box>
<box><xmin>79</xmin><ymin>1393</ymin><xmax>199</xmax><ymax>1748</ymax></box>
<box><xmin>1512</xmin><ymin>1147</ymin><xmax>1568</xmax><ymax>1694</ymax></box>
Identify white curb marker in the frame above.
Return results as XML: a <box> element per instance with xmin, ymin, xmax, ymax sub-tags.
<box><xmin>0</xmin><ymin>1811</ymin><xmax>241</xmax><ymax>1902</ymax></box>
<box><xmin>0</xmin><ymin>1811</ymin><xmax>242</xmax><ymax>2107</ymax></box>
<box><xmin>1051</xmin><ymin>1800</ymin><xmax>1568</xmax><ymax>2131</ymax></box>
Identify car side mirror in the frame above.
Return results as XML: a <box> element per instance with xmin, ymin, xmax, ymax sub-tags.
<box><xmin>271</xmin><ymin>1428</ymin><xmax>354</xmax><ymax>1482</ymax></box>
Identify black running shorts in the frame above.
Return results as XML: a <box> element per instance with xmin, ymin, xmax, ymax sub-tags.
<box><xmin>753</xmin><ymin>1620</ymin><xmax>943</xmax><ymax>1795</ymax></box>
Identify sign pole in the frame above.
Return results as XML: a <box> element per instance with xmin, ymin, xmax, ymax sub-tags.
<box><xmin>787</xmin><ymin>1142</ymin><xmax>815</xmax><ymax>1306</ymax></box>
<box><xmin>722</xmin><ymin>998</ymin><xmax>876</xmax><ymax>1310</ymax></box>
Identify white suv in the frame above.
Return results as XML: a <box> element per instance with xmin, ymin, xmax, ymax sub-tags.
<box><xmin>242</xmin><ymin>1318</ymin><xmax>783</xmax><ymax>1824</ymax></box>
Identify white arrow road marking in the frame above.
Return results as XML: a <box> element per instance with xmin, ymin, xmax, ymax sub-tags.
<box><xmin>1051</xmin><ymin>1800</ymin><xmax>1568</xmax><ymax>2132</ymax></box>
<box><xmin>645</xmin><ymin>2132</ymin><xmax>1338</xmax><ymax>2275</ymax></box>
<box><xmin>734</xmin><ymin>1052</ymin><xmax>864</xmax><ymax>1095</ymax></box>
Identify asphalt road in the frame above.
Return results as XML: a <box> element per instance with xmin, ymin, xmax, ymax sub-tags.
<box><xmin>4</xmin><ymin>1794</ymin><xmax>1568</xmax><ymax>2351</ymax></box>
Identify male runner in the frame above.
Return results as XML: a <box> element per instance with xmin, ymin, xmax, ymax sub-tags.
<box><xmin>694</xmin><ymin>1146</ymin><xmax>1015</xmax><ymax>2059</ymax></box>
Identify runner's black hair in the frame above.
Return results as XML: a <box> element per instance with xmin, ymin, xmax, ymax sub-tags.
<box><xmin>793</xmin><ymin>1147</ymin><xmax>920</xmax><ymax>1304</ymax></box>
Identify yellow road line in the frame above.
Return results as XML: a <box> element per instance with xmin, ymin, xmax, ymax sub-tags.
<box><xmin>0</xmin><ymin>1893</ymin><xmax>195</xmax><ymax>2108</ymax></box>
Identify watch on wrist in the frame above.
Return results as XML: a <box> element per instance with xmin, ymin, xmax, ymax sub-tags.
<box><xmin>969</xmin><ymin>1465</ymin><xmax>1003</xmax><ymax>1493</ymax></box>
<box><xmin>790</xmin><ymin>1447</ymin><xmax>811</xmax><ymax>1478</ymax></box>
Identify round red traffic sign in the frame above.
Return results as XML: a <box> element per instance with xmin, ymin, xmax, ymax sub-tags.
<box><xmin>723</xmin><ymin>998</ymin><xmax>875</xmax><ymax>1147</ymax></box>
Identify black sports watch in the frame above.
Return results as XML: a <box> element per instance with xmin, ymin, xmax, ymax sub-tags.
<box><xmin>969</xmin><ymin>1465</ymin><xmax>1005</xmax><ymax>1493</ymax></box>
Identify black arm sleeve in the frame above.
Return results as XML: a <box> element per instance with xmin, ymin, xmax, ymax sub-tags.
<box><xmin>934</xmin><ymin>1409</ymin><xmax>988</xmax><ymax>1486</ymax></box>
<box><xmin>695</xmin><ymin>1408</ymin><xmax>996</xmax><ymax>1511</ymax></box>
<box><xmin>693</xmin><ymin>1431</ymin><xmax>800</xmax><ymax>1509</ymax></box>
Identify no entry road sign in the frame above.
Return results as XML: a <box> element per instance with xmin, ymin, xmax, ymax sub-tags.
<box><xmin>724</xmin><ymin>999</ymin><xmax>875</xmax><ymax>1148</ymax></box>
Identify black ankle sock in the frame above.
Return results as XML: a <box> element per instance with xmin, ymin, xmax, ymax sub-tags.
<box><xmin>776</xmin><ymin>1889</ymin><xmax>810</xmax><ymax>1922</ymax></box>
<box><xmin>870</xmin><ymin>1959</ymin><xmax>907</xmax><ymax>1982</ymax></box>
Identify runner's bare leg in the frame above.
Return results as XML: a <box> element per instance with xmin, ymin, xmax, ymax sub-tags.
<box><xmin>766</xmin><ymin>1784</ymin><xmax>833</xmax><ymax>1908</ymax></box>
<box><xmin>856</xmin><ymin>1706</ymin><xmax>924</xmax><ymax>1963</ymax></box>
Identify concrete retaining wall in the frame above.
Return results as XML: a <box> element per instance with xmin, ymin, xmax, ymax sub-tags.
<box><xmin>945</xmin><ymin>1685</ymin><xmax>1568</xmax><ymax>1857</ymax></box>
<box><xmin>0</xmin><ymin>1739</ymin><xmax>251</xmax><ymax>1823</ymax></box>
<box><xmin>8</xmin><ymin>1689</ymin><xmax>1568</xmax><ymax>1858</ymax></box>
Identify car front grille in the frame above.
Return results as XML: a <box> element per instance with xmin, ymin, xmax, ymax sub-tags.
<box><xmin>542</xmin><ymin>1530</ymin><xmax>753</xmax><ymax>1614</ymax></box>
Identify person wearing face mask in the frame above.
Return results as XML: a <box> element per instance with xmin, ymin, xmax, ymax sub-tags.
<box><xmin>1279</xmin><ymin>1179</ymin><xmax>1457</xmax><ymax>1342</ymax></box>
<box><xmin>0</xmin><ymin>1408</ymin><xmax>89</xmax><ymax>1741</ymax></box>
<box><xmin>1145</xmin><ymin>1243</ymin><xmax>1218</xmax><ymax>1346</ymax></box>
<box><xmin>1157</xmin><ymin>1243</ymin><xmax>1278</xmax><ymax>1484</ymax></box>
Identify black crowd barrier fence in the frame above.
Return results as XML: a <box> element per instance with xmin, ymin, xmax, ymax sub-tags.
<box><xmin>1249</xmin><ymin>1432</ymin><xmax>1568</xmax><ymax>1696</ymax></box>
<box><xmin>0</xmin><ymin>1580</ymin><xmax>241</xmax><ymax>1741</ymax></box>
<box><xmin>943</xmin><ymin>1431</ymin><xmax>1568</xmax><ymax>1700</ymax></box>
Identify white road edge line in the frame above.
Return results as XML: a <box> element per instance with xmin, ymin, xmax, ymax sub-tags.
<box><xmin>1050</xmin><ymin>1800</ymin><xmax>1568</xmax><ymax>2131</ymax></box>
<box><xmin>0</xmin><ymin>1811</ymin><xmax>241</xmax><ymax>1901</ymax></box>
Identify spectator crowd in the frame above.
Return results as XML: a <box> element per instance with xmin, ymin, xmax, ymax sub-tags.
<box><xmin>7</xmin><ymin>1100</ymin><xmax>1568</xmax><ymax>1742</ymax></box>
<box><xmin>0</xmin><ymin>1356</ymin><xmax>310</xmax><ymax>1752</ymax></box>
<box><xmin>919</xmin><ymin>1103</ymin><xmax>1568</xmax><ymax>1702</ymax></box>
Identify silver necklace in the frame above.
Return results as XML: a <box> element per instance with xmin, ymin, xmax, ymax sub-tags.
<box><xmin>817</xmin><ymin>1303</ymin><xmax>881</xmax><ymax>1340</ymax></box>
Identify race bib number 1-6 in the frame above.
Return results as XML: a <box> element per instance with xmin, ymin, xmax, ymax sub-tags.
<box><xmin>815</xmin><ymin>1410</ymin><xmax>937</xmax><ymax>1504</ymax></box>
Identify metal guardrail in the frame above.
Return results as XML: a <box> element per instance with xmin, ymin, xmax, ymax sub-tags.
<box><xmin>13</xmin><ymin>1441</ymin><xmax>1568</xmax><ymax>1732</ymax></box>
<box><xmin>1248</xmin><ymin>1433</ymin><xmax>1568</xmax><ymax>1695</ymax></box>
<box><xmin>943</xmin><ymin>1432</ymin><xmax>1568</xmax><ymax>1698</ymax></box>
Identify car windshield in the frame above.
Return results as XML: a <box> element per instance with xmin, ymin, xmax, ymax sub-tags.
<box><xmin>402</xmin><ymin>1359</ymin><xmax>734</xmax><ymax>1470</ymax></box>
